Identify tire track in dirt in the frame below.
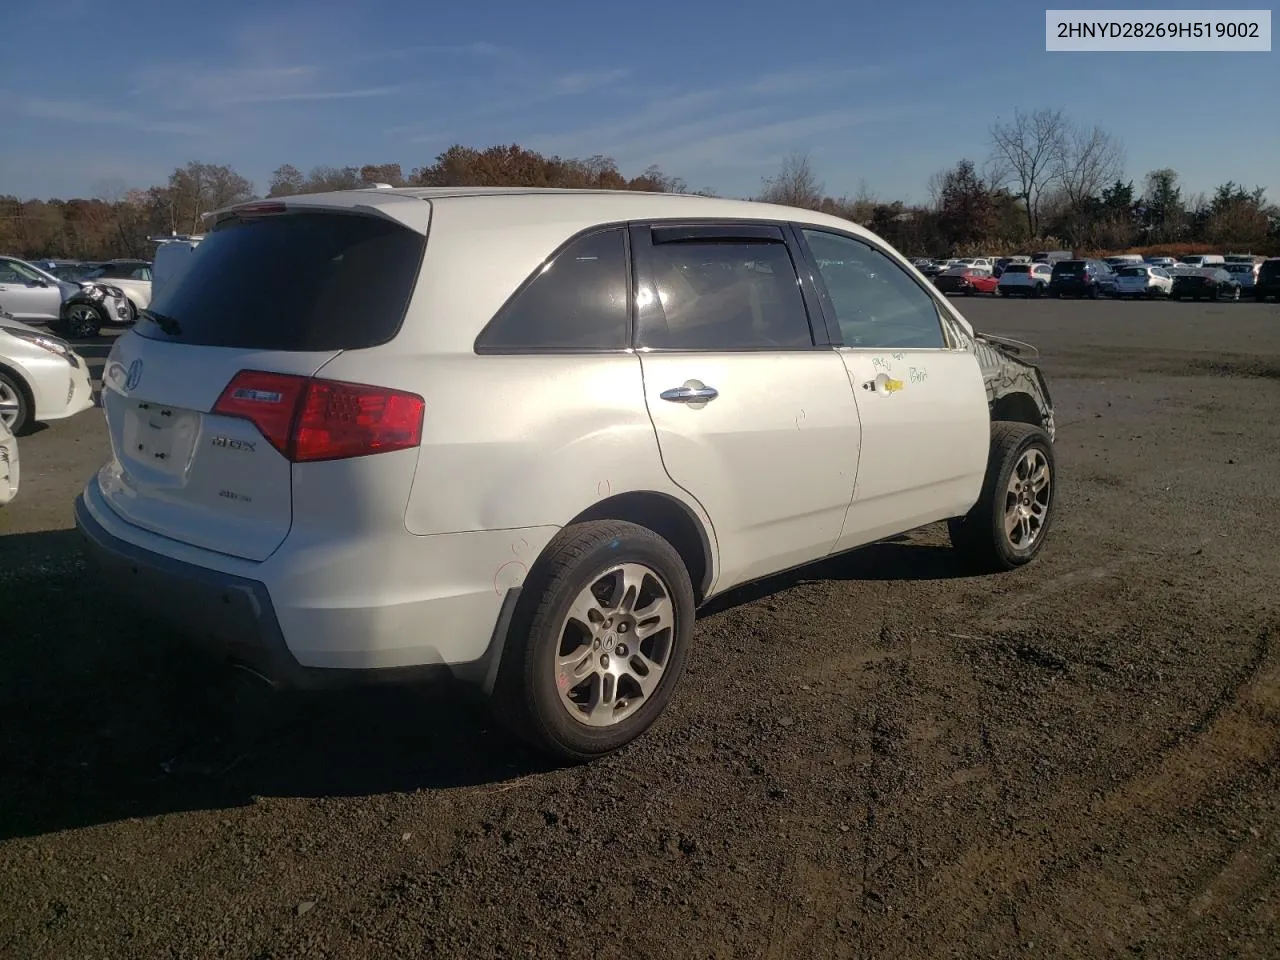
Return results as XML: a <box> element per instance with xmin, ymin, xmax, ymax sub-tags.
<box><xmin>870</xmin><ymin>619</ymin><xmax>1280</xmax><ymax>951</ymax></box>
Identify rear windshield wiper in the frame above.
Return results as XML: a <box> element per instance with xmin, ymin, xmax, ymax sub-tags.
<box><xmin>140</xmin><ymin>308</ymin><xmax>182</xmax><ymax>335</ymax></box>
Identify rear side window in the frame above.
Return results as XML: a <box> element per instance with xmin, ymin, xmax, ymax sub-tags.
<box><xmin>637</xmin><ymin>239</ymin><xmax>813</xmax><ymax>351</ymax></box>
<box><xmin>139</xmin><ymin>212</ymin><xmax>426</xmax><ymax>351</ymax></box>
<box><xmin>475</xmin><ymin>228</ymin><xmax>628</xmax><ymax>353</ymax></box>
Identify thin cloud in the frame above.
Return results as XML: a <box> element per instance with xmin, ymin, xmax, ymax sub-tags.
<box><xmin>644</xmin><ymin>108</ymin><xmax>902</xmax><ymax>172</ymax></box>
<box><xmin>529</xmin><ymin>63</ymin><xmax>888</xmax><ymax>156</ymax></box>
<box><xmin>549</xmin><ymin>69</ymin><xmax>631</xmax><ymax>95</ymax></box>
<box><xmin>217</xmin><ymin>85</ymin><xmax>413</xmax><ymax>105</ymax></box>
<box><xmin>18</xmin><ymin>96</ymin><xmax>203</xmax><ymax>136</ymax></box>
<box><xmin>385</xmin><ymin>65</ymin><xmax>632</xmax><ymax>139</ymax></box>
<box><xmin>744</xmin><ymin>64</ymin><xmax>886</xmax><ymax>95</ymax></box>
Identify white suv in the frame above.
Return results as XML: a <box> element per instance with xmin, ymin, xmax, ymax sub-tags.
<box><xmin>76</xmin><ymin>188</ymin><xmax>1058</xmax><ymax>760</ymax></box>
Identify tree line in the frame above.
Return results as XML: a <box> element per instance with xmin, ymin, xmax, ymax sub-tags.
<box><xmin>759</xmin><ymin>108</ymin><xmax>1278</xmax><ymax>256</ymax></box>
<box><xmin>1</xmin><ymin>109</ymin><xmax>1276</xmax><ymax>261</ymax></box>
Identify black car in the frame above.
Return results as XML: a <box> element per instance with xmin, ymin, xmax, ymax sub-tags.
<box><xmin>1170</xmin><ymin>268</ymin><xmax>1242</xmax><ymax>302</ymax></box>
<box><xmin>1048</xmin><ymin>259</ymin><xmax>1117</xmax><ymax>298</ymax></box>
<box><xmin>1256</xmin><ymin>258</ymin><xmax>1280</xmax><ymax>302</ymax></box>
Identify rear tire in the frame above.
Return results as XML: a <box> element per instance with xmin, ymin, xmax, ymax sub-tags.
<box><xmin>491</xmin><ymin>520</ymin><xmax>696</xmax><ymax>762</ymax></box>
<box><xmin>949</xmin><ymin>422</ymin><xmax>1055</xmax><ymax>573</ymax></box>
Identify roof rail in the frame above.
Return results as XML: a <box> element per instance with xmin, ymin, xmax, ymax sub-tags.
<box><xmin>366</xmin><ymin>182</ymin><xmax>395</xmax><ymax>189</ymax></box>
<box><xmin>146</xmin><ymin>233</ymin><xmax>202</xmax><ymax>243</ymax></box>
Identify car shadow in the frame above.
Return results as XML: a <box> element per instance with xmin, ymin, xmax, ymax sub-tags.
<box><xmin>698</xmin><ymin>532</ymin><xmax>970</xmax><ymax>617</ymax></box>
<box><xmin>0</xmin><ymin>526</ymin><xmax>968</xmax><ymax>840</ymax></box>
<box><xmin>0</xmin><ymin>529</ymin><xmax>557</xmax><ymax>841</ymax></box>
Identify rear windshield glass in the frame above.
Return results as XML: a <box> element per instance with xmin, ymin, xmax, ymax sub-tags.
<box><xmin>1260</xmin><ymin>261</ymin><xmax>1280</xmax><ymax>278</ymax></box>
<box><xmin>1052</xmin><ymin>260</ymin><xmax>1085</xmax><ymax>272</ymax></box>
<box><xmin>137</xmin><ymin>211</ymin><xmax>426</xmax><ymax>351</ymax></box>
<box><xmin>1119</xmin><ymin>267</ymin><xmax>1146</xmax><ymax>276</ymax></box>
<box><xmin>1003</xmin><ymin>264</ymin><xmax>1030</xmax><ymax>274</ymax></box>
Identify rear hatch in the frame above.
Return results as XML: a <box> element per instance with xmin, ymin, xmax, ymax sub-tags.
<box><xmin>98</xmin><ymin>204</ymin><xmax>428</xmax><ymax>561</ymax></box>
<box><xmin>1051</xmin><ymin>260</ymin><xmax>1086</xmax><ymax>283</ymax></box>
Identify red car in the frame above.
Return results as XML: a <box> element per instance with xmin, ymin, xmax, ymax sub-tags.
<box><xmin>933</xmin><ymin>268</ymin><xmax>999</xmax><ymax>296</ymax></box>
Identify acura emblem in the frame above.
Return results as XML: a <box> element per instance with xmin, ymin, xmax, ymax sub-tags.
<box><xmin>124</xmin><ymin>358</ymin><xmax>144</xmax><ymax>391</ymax></box>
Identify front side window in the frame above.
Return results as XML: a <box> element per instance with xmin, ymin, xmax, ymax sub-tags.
<box><xmin>0</xmin><ymin>259</ymin><xmax>42</xmax><ymax>284</ymax></box>
<box><xmin>476</xmin><ymin>228</ymin><xmax>628</xmax><ymax>353</ymax></box>
<box><xmin>801</xmin><ymin>229</ymin><xmax>946</xmax><ymax>349</ymax></box>
<box><xmin>637</xmin><ymin>239</ymin><xmax>813</xmax><ymax>350</ymax></box>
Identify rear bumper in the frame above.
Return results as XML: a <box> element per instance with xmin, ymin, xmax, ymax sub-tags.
<box><xmin>74</xmin><ymin>489</ymin><xmax>529</xmax><ymax>692</ymax></box>
<box><xmin>75</xmin><ymin>491</ymin><xmax>312</xmax><ymax>685</ymax></box>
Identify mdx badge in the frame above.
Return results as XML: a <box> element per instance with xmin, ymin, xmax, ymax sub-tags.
<box><xmin>211</xmin><ymin>436</ymin><xmax>256</xmax><ymax>452</ymax></box>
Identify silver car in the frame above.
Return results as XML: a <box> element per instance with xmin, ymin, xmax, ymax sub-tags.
<box><xmin>0</xmin><ymin>256</ymin><xmax>80</xmax><ymax>325</ymax></box>
<box><xmin>0</xmin><ymin>256</ymin><xmax>132</xmax><ymax>338</ymax></box>
<box><xmin>1222</xmin><ymin>262</ymin><xmax>1259</xmax><ymax>290</ymax></box>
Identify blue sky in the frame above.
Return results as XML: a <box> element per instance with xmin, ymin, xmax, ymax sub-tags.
<box><xmin>2</xmin><ymin>0</ymin><xmax>1276</xmax><ymax>203</ymax></box>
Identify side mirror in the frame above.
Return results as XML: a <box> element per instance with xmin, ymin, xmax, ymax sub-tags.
<box><xmin>33</xmin><ymin>278</ymin><xmax>48</xmax><ymax>287</ymax></box>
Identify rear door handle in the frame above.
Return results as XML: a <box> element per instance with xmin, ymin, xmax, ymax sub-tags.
<box><xmin>661</xmin><ymin>384</ymin><xmax>718</xmax><ymax>403</ymax></box>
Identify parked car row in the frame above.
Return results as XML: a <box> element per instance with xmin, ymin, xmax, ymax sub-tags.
<box><xmin>919</xmin><ymin>253</ymin><xmax>1280</xmax><ymax>303</ymax></box>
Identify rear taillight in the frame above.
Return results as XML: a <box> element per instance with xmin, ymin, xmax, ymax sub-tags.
<box><xmin>213</xmin><ymin>370</ymin><xmax>424</xmax><ymax>463</ymax></box>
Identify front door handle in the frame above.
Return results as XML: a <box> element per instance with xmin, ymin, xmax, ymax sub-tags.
<box><xmin>661</xmin><ymin>384</ymin><xmax>719</xmax><ymax>403</ymax></box>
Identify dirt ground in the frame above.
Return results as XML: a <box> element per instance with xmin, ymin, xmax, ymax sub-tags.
<box><xmin>2</xmin><ymin>298</ymin><xmax>1278</xmax><ymax>959</ymax></box>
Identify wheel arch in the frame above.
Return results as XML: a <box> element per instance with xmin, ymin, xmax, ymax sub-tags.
<box><xmin>0</xmin><ymin>360</ymin><xmax>36</xmax><ymax>425</ymax></box>
<box><xmin>990</xmin><ymin>390</ymin><xmax>1044</xmax><ymax>428</ymax></box>
<box><xmin>568</xmin><ymin>491</ymin><xmax>715</xmax><ymax>603</ymax></box>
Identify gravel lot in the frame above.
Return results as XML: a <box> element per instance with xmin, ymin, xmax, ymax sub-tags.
<box><xmin>2</xmin><ymin>298</ymin><xmax>1279</xmax><ymax>959</ymax></box>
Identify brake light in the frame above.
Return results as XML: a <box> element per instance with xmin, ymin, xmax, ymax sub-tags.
<box><xmin>235</xmin><ymin>201</ymin><xmax>287</xmax><ymax>216</ymax></box>
<box><xmin>212</xmin><ymin>370</ymin><xmax>424</xmax><ymax>462</ymax></box>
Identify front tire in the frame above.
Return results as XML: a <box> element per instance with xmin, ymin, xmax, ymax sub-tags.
<box><xmin>65</xmin><ymin>302</ymin><xmax>104</xmax><ymax>339</ymax></box>
<box><xmin>0</xmin><ymin>370</ymin><xmax>32</xmax><ymax>436</ymax></box>
<box><xmin>491</xmin><ymin>520</ymin><xmax>696</xmax><ymax>761</ymax></box>
<box><xmin>949</xmin><ymin>422</ymin><xmax>1055</xmax><ymax>572</ymax></box>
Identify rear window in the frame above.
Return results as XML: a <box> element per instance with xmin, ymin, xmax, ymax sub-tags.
<box><xmin>1119</xmin><ymin>267</ymin><xmax>1146</xmax><ymax>276</ymax></box>
<box><xmin>1052</xmin><ymin>260</ymin><xmax>1085</xmax><ymax>274</ymax></box>
<box><xmin>1260</xmin><ymin>261</ymin><xmax>1280</xmax><ymax>280</ymax></box>
<box><xmin>137</xmin><ymin>211</ymin><xmax>427</xmax><ymax>351</ymax></box>
<box><xmin>1003</xmin><ymin>264</ymin><xmax>1030</xmax><ymax>274</ymax></box>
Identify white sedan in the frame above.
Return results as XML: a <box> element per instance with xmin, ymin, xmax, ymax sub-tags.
<box><xmin>1114</xmin><ymin>265</ymin><xmax>1173</xmax><ymax>298</ymax></box>
<box><xmin>0</xmin><ymin>417</ymin><xmax>17</xmax><ymax>504</ymax></box>
<box><xmin>0</xmin><ymin>312</ymin><xmax>95</xmax><ymax>434</ymax></box>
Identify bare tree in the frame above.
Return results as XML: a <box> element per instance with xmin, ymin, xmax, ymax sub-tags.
<box><xmin>758</xmin><ymin>150</ymin><xmax>823</xmax><ymax>210</ymax></box>
<box><xmin>988</xmin><ymin>108</ymin><xmax>1067</xmax><ymax>239</ymax></box>
<box><xmin>1056</xmin><ymin>122</ymin><xmax>1125</xmax><ymax>209</ymax></box>
<box><xmin>925</xmin><ymin>170</ymin><xmax>948</xmax><ymax>211</ymax></box>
